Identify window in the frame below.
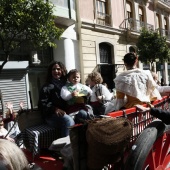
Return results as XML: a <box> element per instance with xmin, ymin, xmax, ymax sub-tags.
<box><xmin>126</xmin><ymin>2</ymin><xmax>133</xmax><ymax>19</ymax></box>
<box><xmin>156</xmin><ymin>14</ymin><xmax>161</xmax><ymax>29</ymax></box>
<box><xmin>96</xmin><ymin>0</ymin><xmax>106</xmax><ymax>15</ymax></box>
<box><xmin>139</xmin><ymin>6</ymin><xmax>144</xmax><ymax>22</ymax></box>
<box><xmin>70</xmin><ymin>0</ymin><xmax>75</xmax><ymax>10</ymax></box>
<box><xmin>51</xmin><ymin>0</ymin><xmax>75</xmax><ymax>10</ymax></box>
<box><xmin>0</xmin><ymin>42</ymin><xmax>53</xmax><ymax>66</ymax></box>
<box><xmin>138</xmin><ymin>6</ymin><xmax>145</xmax><ymax>30</ymax></box>
<box><xmin>96</xmin><ymin>0</ymin><xmax>111</xmax><ymax>26</ymax></box>
<box><xmin>126</xmin><ymin>1</ymin><xmax>134</xmax><ymax>30</ymax></box>
<box><xmin>99</xmin><ymin>43</ymin><xmax>112</xmax><ymax>64</ymax></box>
<box><xmin>55</xmin><ymin>0</ymin><xmax>68</xmax><ymax>7</ymax></box>
<box><xmin>98</xmin><ymin>42</ymin><xmax>114</xmax><ymax>90</ymax></box>
<box><xmin>162</xmin><ymin>17</ymin><xmax>168</xmax><ymax>36</ymax></box>
<box><xmin>164</xmin><ymin>17</ymin><xmax>168</xmax><ymax>30</ymax></box>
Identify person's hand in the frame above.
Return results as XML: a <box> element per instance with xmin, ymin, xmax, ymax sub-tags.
<box><xmin>6</xmin><ymin>102</ymin><xmax>13</xmax><ymax>114</ymax></box>
<box><xmin>6</xmin><ymin>136</ymin><xmax>15</xmax><ymax>142</ymax></box>
<box><xmin>0</xmin><ymin>135</ymin><xmax>14</xmax><ymax>142</ymax></box>
<box><xmin>55</xmin><ymin>108</ymin><xmax>66</xmax><ymax>116</ymax></box>
<box><xmin>87</xmin><ymin>92</ymin><xmax>91</xmax><ymax>97</ymax></box>
<box><xmin>72</xmin><ymin>90</ymin><xmax>79</xmax><ymax>97</ymax></box>
<box><xmin>97</xmin><ymin>95</ymin><xmax>105</xmax><ymax>102</ymax></box>
<box><xmin>19</xmin><ymin>101</ymin><xmax>24</xmax><ymax>109</ymax></box>
<box><xmin>135</xmin><ymin>105</ymin><xmax>150</xmax><ymax>112</ymax></box>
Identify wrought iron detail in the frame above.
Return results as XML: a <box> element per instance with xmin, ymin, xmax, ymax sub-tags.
<box><xmin>120</xmin><ymin>18</ymin><xmax>154</xmax><ymax>32</ymax></box>
<box><xmin>156</xmin><ymin>28</ymin><xmax>170</xmax><ymax>41</ymax></box>
<box><xmin>159</xmin><ymin>0</ymin><xmax>170</xmax><ymax>6</ymax></box>
<box><xmin>96</xmin><ymin>11</ymin><xmax>111</xmax><ymax>26</ymax></box>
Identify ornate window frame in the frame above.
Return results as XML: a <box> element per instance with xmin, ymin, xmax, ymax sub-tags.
<box><xmin>96</xmin><ymin>39</ymin><xmax>115</xmax><ymax>64</ymax></box>
<box><xmin>94</xmin><ymin>0</ymin><xmax>112</xmax><ymax>26</ymax></box>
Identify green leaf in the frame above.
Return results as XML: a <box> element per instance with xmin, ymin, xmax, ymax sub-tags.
<box><xmin>0</xmin><ymin>0</ymin><xmax>63</xmax><ymax>57</ymax></box>
<box><xmin>137</xmin><ymin>28</ymin><xmax>170</xmax><ymax>66</ymax></box>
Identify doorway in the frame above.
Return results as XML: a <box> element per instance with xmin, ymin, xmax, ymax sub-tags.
<box><xmin>98</xmin><ymin>42</ymin><xmax>114</xmax><ymax>91</ymax></box>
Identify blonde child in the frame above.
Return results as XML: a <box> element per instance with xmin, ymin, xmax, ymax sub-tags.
<box><xmin>87</xmin><ymin>71</ymin><xmax>113</xmax><ymax>115</ymax></box>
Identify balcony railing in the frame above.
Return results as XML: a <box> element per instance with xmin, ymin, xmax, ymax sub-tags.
<box><xmin>156</xmin><ymin>28</ymin><xmax>170</xmax><ymax>40</ymax></box>
<box><xmin>120</xmin><ymin>18</ymin><xmax>154</xmax><ymax>32</ymax></box>
<box><xmin>96</xmin><ymin>11</ymin><xmax>111</xmax><ymax>26</ymax></box>
<box><xmin>159</xmin><ymin>0</ymin><xmax>170</xmax><ymax>6</ymax></box>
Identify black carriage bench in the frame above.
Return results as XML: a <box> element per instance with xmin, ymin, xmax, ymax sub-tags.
<box><xmin>18</xmin><ymin>110</ymin><xmax>61</xmax><ymax>159</ymax></box>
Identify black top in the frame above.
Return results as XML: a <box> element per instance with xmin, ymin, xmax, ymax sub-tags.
<box><xmin>38</xmin><ymin>79</ymin><xmax>67</xmax><ymax>119</ymax></box>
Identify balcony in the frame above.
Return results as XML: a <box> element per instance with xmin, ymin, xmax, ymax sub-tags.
<box><xmin>154</xmin><ymin>0</ymin><xmax>170</xmax><ymax>10</ymax></box>
<box><xmin>156</xmin><ymin>28</ymin><xmax>170</xmax><ymax>41</ymax></box>
<box><xmin>159</xmin><ymin>0</ymin><xmax>170</xmax><ymax>6</ymax></box>
<box><xmin>50</xmin><ymin>0</ymin><xmax>76</xmax><ymax>27</ymax></box>
<box><xmin>96</xmin><ymin>11</ymin><xmax>111</xmax><ymax>27</ymax></box>
<box><xmin>120</xmin><ymin>18</ymin><xmax>154</xmax><ymax>32</ymax></box>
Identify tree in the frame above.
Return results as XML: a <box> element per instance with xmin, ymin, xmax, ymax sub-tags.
<box><xmin>136</xmin><ymin>28</ymin><xmax>170</xmax><ymax>70</ymax></box>
<box><xmin>0</xmin><ymin>0</ymin><xmax>64</xmax><ymax>71</ymax></box>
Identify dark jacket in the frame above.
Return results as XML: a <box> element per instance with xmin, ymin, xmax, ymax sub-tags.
<box><xmin>150</xmin><ymin>108</ymin><xmax>170</xmax><ymax>125</ymax></box>
<box><xmin>38</xmin><ymin>80</ymin><xmax>67</xmax><ymax>120</ymax></box>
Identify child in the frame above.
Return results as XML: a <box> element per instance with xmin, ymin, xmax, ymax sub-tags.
<box><xmin>0</xmin><ymin>117</ymin><xmax>15</xmax><ymax>142</ymax></box>
<box><xmin>87</xmin><ymin>71</ymin><xmax>113</xmax><ymax>115</ymax></box>
<box><xmin>61</xmin><ymin>69</ymin><xmax>93</xmax><ymax>123</ymax></box>
<box><xmin>4</xmin><ymin>102</ymin><xmax>21</xmax><ymax>140</ymax></box>
<box><xmin>0</xmin><ymin>102</ymin><xmax>24</xmax><ymax>142</ymax></box>
<box><xmin>0</xmin><ymin>102</ymin><xmax>18</xmax><ymax>142</ymax></box>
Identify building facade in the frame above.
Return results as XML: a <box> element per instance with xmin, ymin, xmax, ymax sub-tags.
<box><xmin>76</xmin><ymin>0</ymin><xmax>170</xmax><ymax>90</ymax></box>
<box><xmin>0</xmin><ymin>0</ymin><xmax>170</xmax><ymax>111</ymax></box>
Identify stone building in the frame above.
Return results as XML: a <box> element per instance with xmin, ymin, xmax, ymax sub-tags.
<box><xmin>76</xmin><ymin>0</ymin><xmax>170</xmax><ymax>89</ymax></box>
<box><xmin>0</xmin><ymin>0</ymin><xmax>170</xmax><ymax>110</ymax></box>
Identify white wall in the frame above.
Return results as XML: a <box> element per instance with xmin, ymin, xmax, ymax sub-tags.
<box><xmin>53</xmin><ymin>24</ymin><xmax>80</xmax><ymax>72</ymax></box>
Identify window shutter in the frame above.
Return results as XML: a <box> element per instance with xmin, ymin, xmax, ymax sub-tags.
<box><xmin>0</xmin><ymin>70</ymin><xmax>28</xmax><ymax>112</ymax></box>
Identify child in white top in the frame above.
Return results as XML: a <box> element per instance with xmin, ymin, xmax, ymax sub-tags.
<box><xmin>87</xmin><ymin>72</ymin><xmax>113</xmax><ymax>115</ymax></box>
<box><xmin>0</xmin><ymin>118</ymin><xmax>14</xmax><ymax>142</ymax></box>
<box><xmin>61</xmin><ymin>69</ymin><xmax>92</xmax><ymax>123</ymax></box>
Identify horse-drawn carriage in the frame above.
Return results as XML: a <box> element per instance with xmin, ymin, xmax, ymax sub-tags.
<box><xmin>1</xmin><ymin>96</ymin><xmax>170</xmax><ymax>170</ymax></box>
<box><xmin>107</xmin><ymin>96</ymin><xmax>170</xmax><ymax>170</ymax></box>
<box><xmin>69</xmin><ymin>96</ymin><xmax>170</xmax><ymax>170</ymax></box>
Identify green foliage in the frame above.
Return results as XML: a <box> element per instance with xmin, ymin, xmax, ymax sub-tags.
<box><xmin>137</xmin><ymin>29</ymin><xmax>170</xmax><ymax>64</ymax></box>
<box><xmin>0</xmin><ymin>0</ymin><xmax>64</xmax><ymax>56</ymax></box>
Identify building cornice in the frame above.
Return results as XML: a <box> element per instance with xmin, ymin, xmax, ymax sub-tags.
<box><xmin>81</xmin><ymin>20</ymin><xmax>123</xmax><ymax>35</ymax></box>
<box><xmin>154</xmin><ymin>0</ymin><xmax>170</xmax><ymax>12</ymax></box>
<box><xmin>135</xmin><ymin>0</ymin><xmax>148</xmax><ymax>5</ymax></box>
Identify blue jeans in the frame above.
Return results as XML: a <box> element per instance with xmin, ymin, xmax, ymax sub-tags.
<box><xmin>46</xmin><ymin>114</ymin><xmax>75</xmax><ymax>137</ymax></box>
<box><xmin>74</xmin><ymin>109</ymin><xmax>90</xmax><ymax>124</ymax></box>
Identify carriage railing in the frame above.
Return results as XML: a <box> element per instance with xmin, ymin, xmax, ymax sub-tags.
<box><xmin>107</xmin><ymin>96</ymin><xmax>170</xmax><ymax>145</ymax></box>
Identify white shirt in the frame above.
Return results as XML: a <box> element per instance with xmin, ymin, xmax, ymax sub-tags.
<box><xmin>114</xmin><ymin>68</ymin><xmax>162</xmax><ymax>103</ymax></box>
<box><xmin>61</xmin><ymin>83</ymin><xmax>92</xmax><ymax>101</ymax></box>
<box><xmin>90</xmin><ymin>84</ymin><xmax>113</xmax><ymax>102</ymax></box>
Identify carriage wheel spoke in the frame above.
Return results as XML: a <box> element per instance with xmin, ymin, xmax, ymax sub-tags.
<box><xmin>144</xmin><ymin>148</ymin><xmax>156</xmax><ymax>170</ymax></box>
<box><xmin>144</xmin><ymin>133</ymin><xmax>170</xmax><ymax>170</ymax></box>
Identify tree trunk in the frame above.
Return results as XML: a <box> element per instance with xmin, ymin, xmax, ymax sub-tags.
<box><xmin>151</xmin><ymin>62</ymin><xmax>155</xmax><ymax>72</ymax></box>
<box><xmin>0</xmin><ymin>54</ymin><xmax>9</xmax><ymax>73</ymax></box>
<box><xmin>0</xmin><ymin>90</ymin><xmax>4</xmax><ymax>117</ymax></box>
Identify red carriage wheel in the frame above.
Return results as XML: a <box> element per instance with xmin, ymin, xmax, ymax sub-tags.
<box><xmin>125</xmin><ymin>120</ymin><xmax>170</xmax><ymax>170</ymax></box>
